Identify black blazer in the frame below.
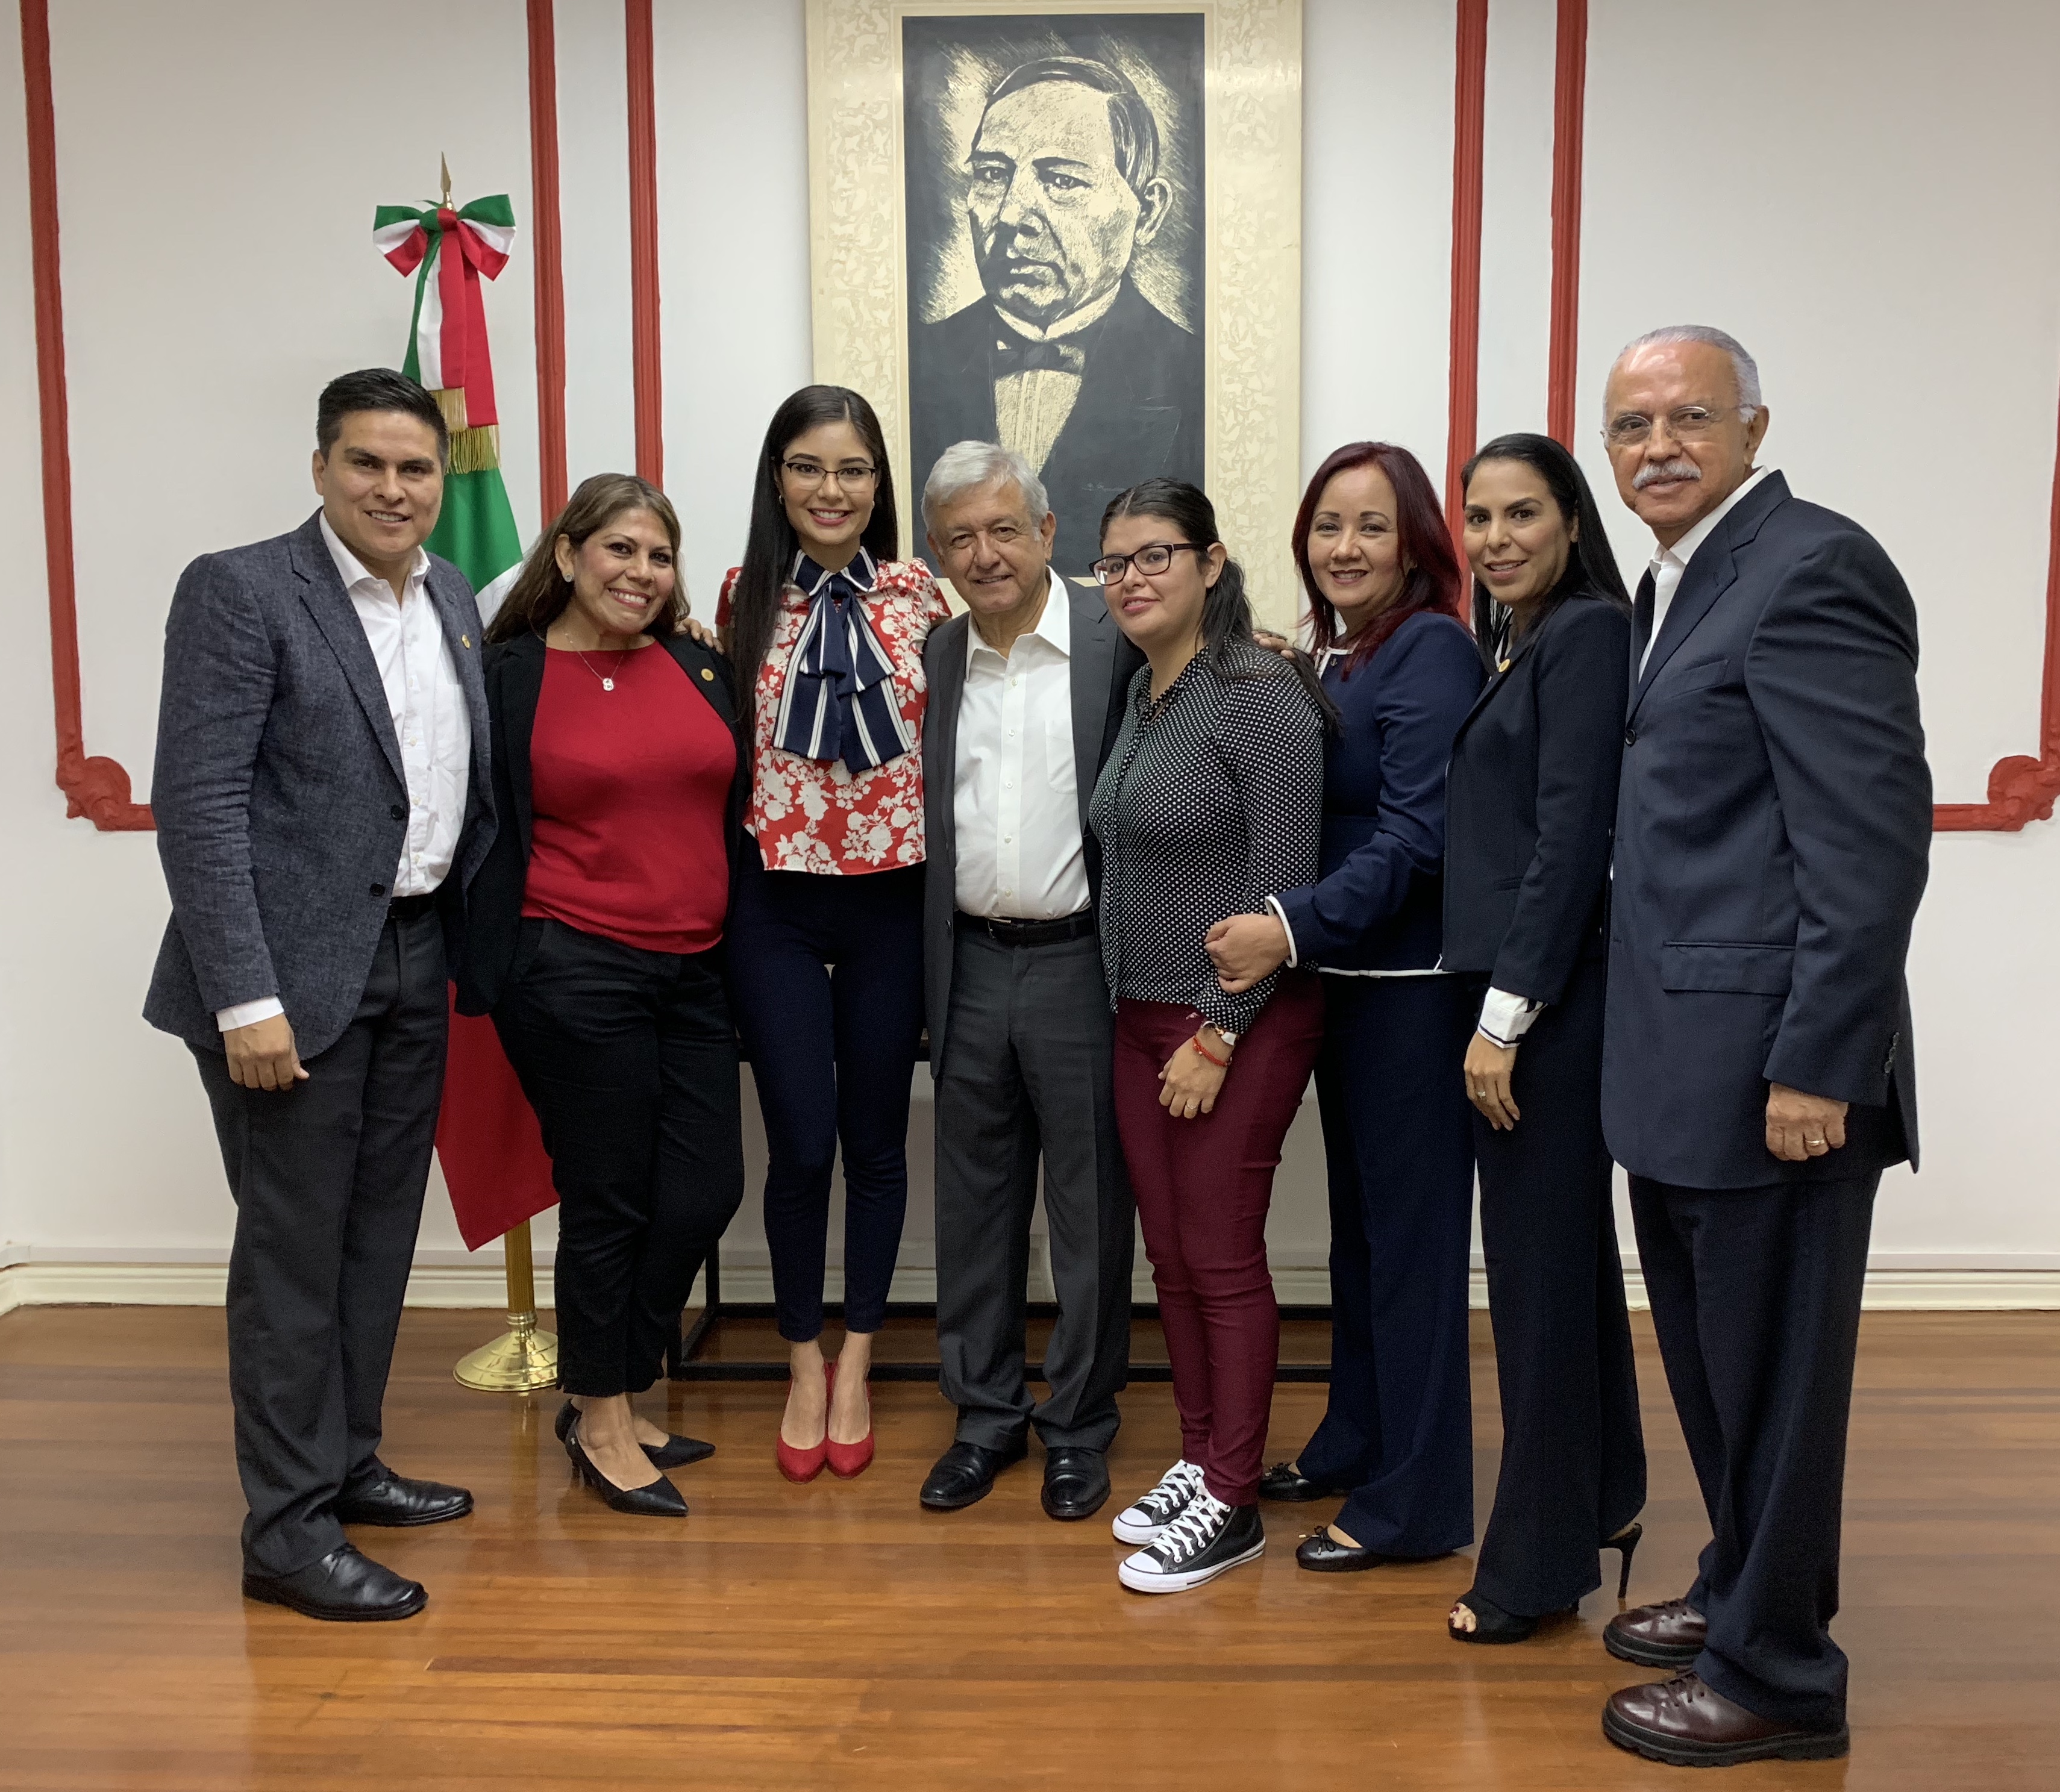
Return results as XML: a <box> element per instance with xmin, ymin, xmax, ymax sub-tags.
<box><xmin>1443</xmin><ymin>595</ymin><xmax>1630</xmax><ymax>1004</ymax></box>
<box><xmin>1602</xmin><ymin>472</ymin><xmax>1931</xmax><ymax>1187</ymax></box>
<box><xmin>454</xmin><ymin>628</ymin><xmax>748</xmax><ymax>1016</ymax></box>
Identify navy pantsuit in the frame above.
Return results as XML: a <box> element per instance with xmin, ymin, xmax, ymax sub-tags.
<box><xmin>1271</xmin><ymin>611</ymin><xmax>1486</xmax><ymax>1553</ymax></box>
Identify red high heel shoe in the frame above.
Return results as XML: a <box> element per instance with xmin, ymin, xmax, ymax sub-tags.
<box><xmin>775</xmin><ymin>1361</ymin><xmax>833</xmax><ymax>1484</ymax></box>
<box><xmin>825</xmin><ymin>1361</ymin><xmax>874</xmax><ymax>1479</ymax></box>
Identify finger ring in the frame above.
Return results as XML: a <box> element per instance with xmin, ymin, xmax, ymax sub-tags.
<box><xmin>1806</xmin><ymin>1135</ymin><xmax>1825</xmax><ymax>1148</ymax></box>
<box><xmin>1473</xmin><ymin>1087</ymin><xmax>1488</xmax><ymax>1098</ymax></box>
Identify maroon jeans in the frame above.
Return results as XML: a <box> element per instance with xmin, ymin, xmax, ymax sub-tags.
<box><xmin>1113</xmin><ymin>976</ymin><xmax>1326</xmax><ymax>1506</ymax></box>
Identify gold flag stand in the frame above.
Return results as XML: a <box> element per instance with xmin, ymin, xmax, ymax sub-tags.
<box><xmin>454</xmin><ymin>1219</ymin><xmax>559</xmax><ymax>1391</ymax></box>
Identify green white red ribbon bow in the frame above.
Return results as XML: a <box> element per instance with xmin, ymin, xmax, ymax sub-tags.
<box><xmin>372</xmin><ymin>195</ymin><xmax>516</xmax><ymax>430</ymax></box>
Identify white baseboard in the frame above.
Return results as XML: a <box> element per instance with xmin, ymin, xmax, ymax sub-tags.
<box><xmin>3</xmin><ymin>1255</ymin><xmax>2056</xmax><ymax>1318</ymax></box>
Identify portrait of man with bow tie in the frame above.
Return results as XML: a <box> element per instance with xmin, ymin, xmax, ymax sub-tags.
<box><xmin>907</xmin><ymin>22</ymin><xmax>1206</xmax><ymax>581</ymax></box>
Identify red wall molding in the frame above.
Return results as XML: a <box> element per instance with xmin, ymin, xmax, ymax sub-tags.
<box><xmin>21</xmin><ymin>0</ymin><xmax>150</xmax><ymax>829</ymax></box>
<box><xmin>625</xmin><ymin>0</ymin><xmax>664</xmax><ymax>488</ymax></box>
<box><xmin>1442</xmin><ymin>0</ymin><xmax>1489</xmax><ymax>548</ymax></box>
<box><xmin>528</xmin><ymin>0</ymin><xmax>569</xmax><ymax>522</ymax></box>
<box><xmin>1545</xmin><ymin>2</ymin><xmax>2058</xmax><ymax>831</ymax></box>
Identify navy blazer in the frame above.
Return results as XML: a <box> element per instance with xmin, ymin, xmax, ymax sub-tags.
<box><xmin>454</xmin><ymin>628</ymin><xmax>748</xmax><ymax>1016</ymax></box>
<box><xmin>1603</xmin><ymin>472</ymin><xmax>1931</xmax><ymax>1188</ymax></box>
<box><xmin>1443</xmin><ymin>595</ymin><xmax>1630</xmax><ymax>1003</ymax></box>
<box><xmin>1273</xmin><ymin>610</ymin><xmax>1485</xmax><ymax>972</ymax></box>
<box><xmin>146</xmin><ymin>511</ymin><xmax>494</xmax><ymax>1058</ymax></box>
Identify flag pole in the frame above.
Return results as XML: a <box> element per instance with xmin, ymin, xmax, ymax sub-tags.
<box><xmin>454</xmin><ymin>1219</ymin><xmax>559</xmax><ymax>1391</ymax></box>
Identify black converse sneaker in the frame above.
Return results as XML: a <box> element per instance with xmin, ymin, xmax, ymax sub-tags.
<box><xmin>1117</xmin><ymin>1490</ymin><xmax>1265</xmax><ymax>1593</ymax></box>
<box><xmin>1110</xmin><ymin>1459</ymin><xmax>1204</xmax><ymax>1545</ymax></box>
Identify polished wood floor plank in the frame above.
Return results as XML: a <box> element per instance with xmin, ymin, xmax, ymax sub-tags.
<box><xmin>1</xmin><ymin>1307</ymin><xmax>2055</xmax><ymax>1790</ymax></box>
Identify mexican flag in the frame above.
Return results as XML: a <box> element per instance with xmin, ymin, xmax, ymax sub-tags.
<box><xmin>378</xmin><ymin>189</ymin><xmax>556</xmax><ymax>1252</ymax></box>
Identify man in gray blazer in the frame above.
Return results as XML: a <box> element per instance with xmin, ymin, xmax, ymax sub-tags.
<box><xmin>915</xmin><ymin>442</ymin><xmax>1141</xmax><ymax>1520</ymax></box>
<box><xmin>146</xmin><ymin>369</ymin><xmax>495</xmax><ymax>1622</ymax></box>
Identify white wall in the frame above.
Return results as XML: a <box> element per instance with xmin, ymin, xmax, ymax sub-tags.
<box><xmin>2</xmin><ymin>0</ymin><xmax>2055</xmax><ymax>1301</ymax></box>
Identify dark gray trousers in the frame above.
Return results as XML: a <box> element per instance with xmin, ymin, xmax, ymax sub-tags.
<box><xmin>195</xmin><ymin>907</ymin><xmax>448</xmax><ymax>1576</ymax></box>
<box><xmin>933</xmin><ymin>928</ymin><xmax>1133</xmax><ymax>1452</ymax></box>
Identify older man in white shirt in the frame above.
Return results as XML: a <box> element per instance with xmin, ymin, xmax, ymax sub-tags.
<box><xmin>915</xmin><ymin>442</ymin><xmax>1143</xmax><ymax>1521</ymax></box>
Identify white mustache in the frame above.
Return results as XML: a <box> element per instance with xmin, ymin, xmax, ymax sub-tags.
<box><xmin>1633</xmin><ymin>458</ymin><xmax>1702</xmax><ymax>490</ymax></box>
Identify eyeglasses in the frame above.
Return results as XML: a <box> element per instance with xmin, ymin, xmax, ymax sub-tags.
<box><xmin>1603</xmin><ymin>405</ymin><xmax>1747</xmax><ymax>449</ymax></box>
<box><xmin>780</xmin><ymin>458</ymin><xmax>880</xmax><ymax>489</ymax></box>
<box><xmin>1090</xmin><ymin>542</ymin><xmax>1210</xmax><ymax>585</ymax></box>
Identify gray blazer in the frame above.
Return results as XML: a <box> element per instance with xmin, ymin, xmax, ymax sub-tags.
<box><xmin>919</xmin><ymin>579</ymin><xmax>1141</xmax><ymax>1073</ymax></box>
<box><xmin>145</xmin><ymin>510</ymin><xmax>495</xmax><ymax>1059</ymax></box>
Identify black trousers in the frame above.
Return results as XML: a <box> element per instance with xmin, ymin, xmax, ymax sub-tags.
<box><xmin>1630</xmin><ymin>1169</ymin><xmax>1878</xmax><ymax>1731</ymax></box>
<box><xmin>196</xmin><ymin>906</ymin><xmax>448</xmax><ymax>1577</ymax></box>
<box><xmin>1297</xmin><ymin>975</ymin><xmax>1477</xmax><ymax>1556</ymax></box>
<box><xmin>1470</xmin><ymin>957</ymin><xmax>1645</xmax><ymax>1617</ymax></box>
<box><xmin>933</xmin><ymin>928</ymin><xmax>1133</xmax><ymax>1453</ymax></box>
<box><xmin>493</xmin><ymin>918</ymin><xmax>744</xmax><ymax>1398</ymax></box>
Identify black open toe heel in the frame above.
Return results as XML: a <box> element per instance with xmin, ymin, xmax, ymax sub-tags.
<box><xmin>1448</xmin><ymin>1588</ymin><xmax>1543</xmax><ymax>1644</ymax></box>
<box><xmin>1606</xmin><ymin>1520</ymin><xmax>1644</xmax><ymax>1602</ymax></box>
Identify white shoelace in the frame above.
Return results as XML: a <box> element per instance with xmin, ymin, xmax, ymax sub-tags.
<box><xmin>1149</xmin><ymin>1491</ymin><xmax>1231</xmax><ymax>1566</ymax></box>
<box><xmin>1131</xmin><ymin>1460</ymin><xmax>1203</xmax><ymax>1523</ymax></box>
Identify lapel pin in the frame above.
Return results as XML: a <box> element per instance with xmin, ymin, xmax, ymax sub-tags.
<box><xmin>701</xmin><ymin>667</ymin><xmax>715</xmax><ymax>681</ymax></box>
<box><xmin>461</xmin><ymin>633</ymin><xmax>472</xmax><ymax>649</ymax></box>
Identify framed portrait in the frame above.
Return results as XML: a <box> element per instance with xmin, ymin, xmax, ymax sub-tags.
<box><xmin>805</xmin><ymin>0</ymin><xmax>1303</xmax><ymax>624</ymax></box>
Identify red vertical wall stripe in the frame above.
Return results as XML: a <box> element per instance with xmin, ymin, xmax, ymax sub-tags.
<box><xmin>1545</xmin><ymin>0</ymin><xmax>1587</xmax><ymax>447</ymax></box>
<box><xmin>1443</xmin><ymin>0</ymin><xmax>1489</xmax><ymax>547</ymax></box>
<box><xmin>527</xmin><ymin>0</ymin><xmax>569</xmax><ymax>520</ymax></box>
<box><xmin>625</xmin><ymin>0</ymin><xmax>663</xmax><ymax>487</ymax></box>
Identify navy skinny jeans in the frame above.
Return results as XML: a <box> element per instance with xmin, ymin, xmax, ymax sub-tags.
<box><xmin>726</xmin><ymin>844</ymin><xmax>925</xmax><ymax>1341</ymax></box>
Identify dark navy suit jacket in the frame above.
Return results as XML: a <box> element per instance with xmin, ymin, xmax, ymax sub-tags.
<box><xmin>1443</xmin><ymin>595</ymin><xmax>1630</xmax><ymax>1002</ymax></box>
<box><xmin>1274</xmin><ymin>611</ymin><xmax>1485</xmax><ymax>972</ymax></box>
<box><xmin>1603</xmin><ymin>472</ymin><xmax>1931</xmax><ymax>1188</ymax></box>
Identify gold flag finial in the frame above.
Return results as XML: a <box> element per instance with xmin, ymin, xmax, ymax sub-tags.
<box><xmin>439</xmin><ymin>153</ymin><xmax>452</xmax><ymax>207</ymax></box>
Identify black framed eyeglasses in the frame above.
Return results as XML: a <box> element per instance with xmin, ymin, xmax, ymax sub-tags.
<box><xmin>1090</xmin><ymin>542</ymin><xmax>1209</xmax><ymax>585</ymax></box>
<box><xmin>779</xmin><ymin>457</ymin><xmax>880</xmax><ymax>489</ymax></box>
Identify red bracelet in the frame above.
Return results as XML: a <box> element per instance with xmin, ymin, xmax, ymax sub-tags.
<box><xmin>1190</xmin><ymin>1031</ymin><xmax>1230</xmax><ymax>1070</ymax></box>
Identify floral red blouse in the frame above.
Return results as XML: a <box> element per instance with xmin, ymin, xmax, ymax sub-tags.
<box><xmin>717</xmin><ymin>555</ymin><xmax>952</xmax><ymax>875</ymax></box>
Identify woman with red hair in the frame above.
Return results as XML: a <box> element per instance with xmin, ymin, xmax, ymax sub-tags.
<box><xmin>1206</xmin><ymin>442</ymin><xmax>1484</xmax><ymax>1572</ymax></box>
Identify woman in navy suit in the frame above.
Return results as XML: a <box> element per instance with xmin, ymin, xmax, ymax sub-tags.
<box><xmin>1206</xmin><ymin>442</ymin><xmax>1484</xmax><ymax>1570</ymax></box>
<box><xmin>1443</xmin><ymin>432</ymin><xmax>1645</xmax><ymax>1640</ymax></box>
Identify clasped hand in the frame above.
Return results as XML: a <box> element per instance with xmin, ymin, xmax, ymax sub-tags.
<box><xmin>1159</xmin><ymin>1029</ymin><xmax>1233</xmax><ymax>1120</ymax></box>
<box><xmin>225</xmin><ymin>1013</ymin><xmax>307</xmax><ymax>1091</ymax></box>
<box><xmin>1205</xmin><ymin>913</ymin><xmax>1290</xmax><ymax>993</ymax></box>
<box><xmin>1766</xmin><ymin>1083</ymin><xmax>1848</xmax><ymax>1162</ymax></box>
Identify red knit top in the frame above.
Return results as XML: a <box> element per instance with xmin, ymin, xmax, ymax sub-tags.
<box><xmin>521</xmin><ymin>645</ymin><xmax>733</xmax><ymax>954</ymax></box>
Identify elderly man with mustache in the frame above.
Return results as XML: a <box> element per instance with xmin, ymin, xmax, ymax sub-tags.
<box><xmin>1593</xmin><ymin>326</ymin><xmax>1930</xmax><ymax>1767</ymax></box>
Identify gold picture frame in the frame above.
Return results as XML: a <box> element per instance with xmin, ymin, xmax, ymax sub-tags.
<box><xmin>804</xmin><ymin>0</ymin><xmax>1303</xmax><ymax>625</ymax></box>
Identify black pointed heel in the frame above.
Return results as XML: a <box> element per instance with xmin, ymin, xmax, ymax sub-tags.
<box><xmin>1606</xmin><ymin>1520</ymin><xmax>1644</xmax><ymax>1602</ymax></box>
<box><xmin>566</xmin><ymin>1417</ymin><xmax>688</xmax><ymax>1518</ymax></box>
<box><xmin>557</xmin><ymin>1398</ymin><xmax>714</xmax><ymax>1471</ymax></box>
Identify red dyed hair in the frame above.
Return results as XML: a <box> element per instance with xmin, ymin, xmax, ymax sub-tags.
<box><xmin>1294</xmin><ymin>442</ymin><xmax>1465</xmax><ymax>676</ymax></box>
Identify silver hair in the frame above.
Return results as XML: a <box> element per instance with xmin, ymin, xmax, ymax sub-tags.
<box><xmin>921</xmin><ymin>439</ymin><xmax>1051</xmax><ymax>529</ymax></box>
<box><xmin>1611</xmin><ymin>324</ymin><xmax>1763</xmax><ymax>419</ymax></box>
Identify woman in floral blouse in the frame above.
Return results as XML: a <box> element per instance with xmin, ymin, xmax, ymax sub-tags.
<box><xmin>717</xmin><ymin>385</ymin><xmax>951</xmax><ymax>1482</ymax></box>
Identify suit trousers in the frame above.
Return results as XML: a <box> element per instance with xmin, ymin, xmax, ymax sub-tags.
<box><xmin>726</xmin><ymin>850</ymin><xmax>926</xmax><ymax>1341</ymax></box>
<box><xmin>1113</xmin><ymin>976</ymin><xmax>1325</xmax><ymax>1506</ymax></box>
<box><xmin>195</xmin><ymin>905</ymin><xmax>447</xmax><ymax>1577</ymax></box>
<box><xmin>1471</xmin><ymin>957</ymin><xmax>1645</xmax><ymax>1616</ymax></box>
<box><xmin>1297</xmin><ymin>974</ymin><xmax>1477</xmax><ymax>1557</ymax></box>
<box><xmin>934</xmin><ymin>928</ymin><xmax>1133</xmax><ymax>1452</ymax></box>
<box><xmin>492</xmin><ymin>919</ymin><xmax>744</xmax><ymax>1398</ymax></box>
<box><xmin>1630</xmin><ymin>1170</ymin><xmax>1878</xmax><ymax>1731</ymax></box>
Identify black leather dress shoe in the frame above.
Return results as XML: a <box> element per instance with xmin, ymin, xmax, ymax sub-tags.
<box><xmin>1604</xmin><ymin>1597</ymin><xmax>1706</xmax><ymax>1667</ymax></box>
<box><xmin>1258</xmin><ymin>1461</ymin><xmax>1344</xmax><ymax>1503</ymax></box>
<box><xmin>1294</xmin><ymin>1526</ymin><xmax>1396</xmax><ymax>1573</ymax></box>
<box><xmin>555</xmin><ymin>1399</ymin><xmax>714</xmax><ymax>1470</ymax></box>
<box><xmin>242</xmin><ymin>1544</ymin><xmax>426</xmax><ymax>1622</ymax></box>
<box><xmin>919</xmin><ymin>1438</ymin><xmax>1027</xmax><ymax>1511</ymax></box>
<box><xmin>1041</xmin><ymin>1447</ymin><xmax>1111</xmax><ymax>1521</ymax></box>
<box><xmin>333</xmin><ymin>1469</ymin><xmax>473</xmax><ymax>1528</ymax></box>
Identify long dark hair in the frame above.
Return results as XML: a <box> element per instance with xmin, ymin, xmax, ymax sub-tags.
<box><xmin>1100</xmin><ymin>478</ymin><xmax>1335</xmax><ymax>723</ymax></box>
<box><xmin>728</xmin><ymin>384</ymin><xmax>900</xmax><ymax>704</ymax></box>
<box><xmin>1460</xmin><ymin>432</ymin><xmax>1630</xmax><ymax>667</ymax></box>
<box><xmin>1294</xmin><ymin>442</ymin><xmax>1464</xmax><ymax>678</ymax></box>
<box><xmin>484</xmin><ymin>472</ymin><xmax>683</xmax><ymax>645</ymax></box>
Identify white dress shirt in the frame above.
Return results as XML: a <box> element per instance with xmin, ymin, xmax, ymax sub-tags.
<box><xmin>953</xmin><ymin>570</ymin><xmax>1090</xmax><ymax>921</ymax></box>
<box><xmin>215</xmin><ymin>517</ymin><xmax>470</xmax><ymax>1032</ymax></box>
<box><xmin>991</xmin><ymin>284</ymin><xmax>1122</xmax><ymax>476</ymax></box>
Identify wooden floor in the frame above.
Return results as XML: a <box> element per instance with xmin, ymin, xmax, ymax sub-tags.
<box><xmin>1</xmin><ymin>1307</ymin><xmax>2055</xmax><ymax>1791</ymax></box>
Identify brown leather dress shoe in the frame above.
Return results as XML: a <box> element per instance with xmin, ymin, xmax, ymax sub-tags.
<box><xmin>1604</xmin><ymin>1673</ymin><xmax>1848</xmax><ymax>1766</ymax></box>
<box><xmin>1604</xmin><ymin>1596</ymin><xmax>1706</xmax><ymax>1667</ymax></box>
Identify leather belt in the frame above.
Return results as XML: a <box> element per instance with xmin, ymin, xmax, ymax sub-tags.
<box><xmin>387</xmin><ymin>892</ymin><xmax>439</xmax><ymax>925</ymax></box>
<box><xmin>956</xmin><ymin>910</ymin><xmax>1095</xmax><ymax>948</ymax></box>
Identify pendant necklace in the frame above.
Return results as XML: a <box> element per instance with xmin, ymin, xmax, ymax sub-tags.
<box><xmin>573</xmin><ymin>646</ymin><xmax>633</xmax><ymax>692</ymax></box>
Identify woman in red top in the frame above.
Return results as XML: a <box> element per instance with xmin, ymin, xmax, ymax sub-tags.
<box><xmin>460</xmin><ymin>473</ymin><xmax>747</xmax><ymax>1517</ymax></box>
<box><xmin>717</xmin><ymin>386</ymin><xmax>950</xmax><ymax>1481</ymax></box>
